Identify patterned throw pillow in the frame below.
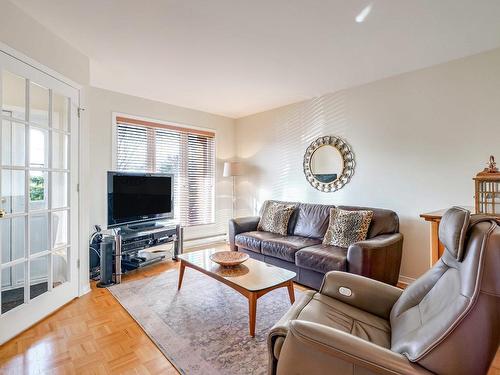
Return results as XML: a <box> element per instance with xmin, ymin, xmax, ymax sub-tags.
<box><xmin>323</xmin><ymin>208</ymin><xmax>373</xmax><ymax>248</ymax></box>
<box><xmin>257</xmin><ymin>201</ymin><xmax>297</xmax><ymax>235</ymax></box>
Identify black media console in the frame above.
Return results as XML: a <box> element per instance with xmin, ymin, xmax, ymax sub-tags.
<box><xmin>114</xmin><ymin>224</ymin><xmax>183</xmax><ymax>283</ymax></box>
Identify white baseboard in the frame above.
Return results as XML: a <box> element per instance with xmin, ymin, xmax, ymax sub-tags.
<box><xmin>398</xmin><ymin>275</ymin><xmax>416</xmax><ymax>287</ymax></box>
<box><xmin>183</xmin><ymin>234</ymin><xmax>227</xmax><ymax>250</ymax></box>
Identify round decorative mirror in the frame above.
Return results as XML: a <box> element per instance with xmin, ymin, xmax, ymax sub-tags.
<box><xmin>310</xmin><ymin>145</ymin><xmax>344</xmax><ymax>183</ymax></box>
<box><xmin>303</xmin><ymin>136</ymin><xmax>355</xmax><ymax>192</ymax></box>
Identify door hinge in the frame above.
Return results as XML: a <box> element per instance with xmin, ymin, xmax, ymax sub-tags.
<box><xmin>77</xmin><ymin>183</ymin><xmax>80</xmax><ymax>193</ymax></box>
<box><xmin>77</xmin><ymin>259</ymin><xmax>80</xmax><ymax>269</ymax></box>
<box><xmin>77</xmin><ymin>107</ymin><xmax>85</xmax><ymax>118</ymax></box>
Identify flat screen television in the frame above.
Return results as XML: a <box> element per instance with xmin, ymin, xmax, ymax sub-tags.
<box><xmin>107</xmin><ymin>171</ymin><xmax>174</xmax><ymax>228</ymax></box>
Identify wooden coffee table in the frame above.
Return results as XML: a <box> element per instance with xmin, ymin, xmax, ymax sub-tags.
<box><xmin>177</xmin><ymin>248</ymin><xmax>296</xmax><ymax>337</ymax></box>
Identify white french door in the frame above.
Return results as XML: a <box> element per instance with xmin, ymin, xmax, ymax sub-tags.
<box><xmin>0</xmin><ymin>50</ymin><xmax>79</xmax><ymax>344</ymax></box>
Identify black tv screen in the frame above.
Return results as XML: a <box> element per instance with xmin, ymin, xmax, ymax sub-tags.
<box><xmin>107</xmin><ymin>172</ymin><xmax>174</xmax><ymax>228</ymax></box>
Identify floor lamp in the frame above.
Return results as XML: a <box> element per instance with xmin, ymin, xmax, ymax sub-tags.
<box><xmin>223</xmin><ymin>161</ymin><xmax>241</xmax><ymax>219</ymax></box>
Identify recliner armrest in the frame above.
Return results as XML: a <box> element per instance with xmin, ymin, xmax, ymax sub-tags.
<box><xmin>347</xmin><ymin>232</ymin><xmax>404</xmax><ymax>285</ymax></box>
<box><xmin>320</xmin><ymin>271</ymin><xmax>402</xmax><ymax>320</ymax></box>
<box><xmin>268</xmin><ymin>291</ymin><xmax>315</xmax><ymax>374</ymax></box>
<box><xmin>228</xmin><ymin>216</ymin><xmax>260</xmax><ymax>251</ymax></box>
<box><xmin>269</xmin><ymin>290</ymin><xmax>315</xmax><ymax>341</ymax></box>
<box><xmin>276</xmin><ymin>320</ymin><xmax>432</xmax><ymax>375</ymax></box>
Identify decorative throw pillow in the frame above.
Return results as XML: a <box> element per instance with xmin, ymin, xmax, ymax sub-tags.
<box><xmin>323</xmin><ymin>208</ymin><xmax>373</xmax><ymax>248</ymax></box>
<box><xmin>257</xmin><ymin>201</ymin><xmax>296</xmax><ymax>235</ymax></box>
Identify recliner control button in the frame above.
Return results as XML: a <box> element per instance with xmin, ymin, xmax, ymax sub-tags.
<box><xmin>339</xmin><ymin>287</ymin><xmax>352</xmax><ymax>297</ymax></box>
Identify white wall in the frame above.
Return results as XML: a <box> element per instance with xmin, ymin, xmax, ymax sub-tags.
<box><xmin>0</xmin><ymin>0</ymin><xmax>89</xmax><ymax>85</ymax></box>
<box><xmin>1</xmin><ymin>1</ymin><xmax>237</xmax><ymax>297</ymax></box>
<box><xmin>3</xmin><ymin>0</ymin><xmax>500</xmax><ymax>284</ymax></box>
<box><xmin>87</xmin><ymin>87</ymin><xmax>236</xmax><ymax>241</ymax></box>
<box><xmin>1</xmin><ymin>1</ymin><xmax>236</xmax><ymax>297</ymax></box>
<box><xmin>235</xmin><ymin>48</ymin><xmax>500</xmax><ymax>281</ymax></box>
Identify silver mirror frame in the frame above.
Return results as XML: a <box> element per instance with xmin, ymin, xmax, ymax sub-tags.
<box><xmin>303</xmin><ymin>136</ymin><xmax>355</xmax><ymax>192</ymax></box>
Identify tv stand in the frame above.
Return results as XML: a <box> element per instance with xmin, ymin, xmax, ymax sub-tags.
<box><xmin>113</xmin><ymin>224</ymin><xmax>184</xmax><ymax>283</ymax></box>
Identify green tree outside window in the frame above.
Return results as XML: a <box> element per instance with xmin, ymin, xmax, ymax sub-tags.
<box><xmin>30</xmin><ymin>175</ymin><xmax>45</xmax><ymax>201</ymax></box>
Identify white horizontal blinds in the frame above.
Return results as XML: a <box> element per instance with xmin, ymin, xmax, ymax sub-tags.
<box><xmin>115</xmin><ymin>116</ymin><xmax>215</xmax><ymax>226</ymax></box>
<box><xmin>116</xmin><ymin>124</ymin><xmax>149</xmax><ymax>171</ymax></box>
<box><xmin>186</xmin><ymin>134</ymin><xmax>215</xmax><ymax>225</ymax></box>
<box><xmin>155</xmin><ymin>128</ymin><xmax>182</xmax><ymax>224</ymax></box>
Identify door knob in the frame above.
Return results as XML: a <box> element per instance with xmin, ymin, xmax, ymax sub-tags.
<box><xmin>0</xmin><ymin>209</ymin><xmax>5</xmax><ymax>218</ymax></box>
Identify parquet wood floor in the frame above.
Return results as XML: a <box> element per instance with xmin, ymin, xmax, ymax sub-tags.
<box><xmin>0</xmin><ymin>242</ymin><xmax>498</xmax><ymax>374</ymax></box>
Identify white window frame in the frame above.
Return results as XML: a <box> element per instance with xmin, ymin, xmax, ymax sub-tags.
<box><xmin>111</xmin><ymin>112</ymin><xmax>217</xmax><ymax>228</ymax></box>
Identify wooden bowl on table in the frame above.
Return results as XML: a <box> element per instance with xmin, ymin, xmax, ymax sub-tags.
<box><xmin>209</xmin><ymin>251</ymin><xmax>249</xmax><ymax>267</ymax></box>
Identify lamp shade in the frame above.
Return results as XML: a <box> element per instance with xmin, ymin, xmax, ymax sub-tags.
<box><xmin>223</xmin><ymin>161</ymin><xmax>242</xmax><ymax>177</ymax></box>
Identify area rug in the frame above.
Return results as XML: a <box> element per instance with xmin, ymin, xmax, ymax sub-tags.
<box><xmin>108</xmin><ymin>268</ymin><xmax>300</xmax><ymax>375</ymax></box>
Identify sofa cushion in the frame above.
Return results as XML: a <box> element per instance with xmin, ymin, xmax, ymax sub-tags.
<box><xmin>261</xmin><ymin>236</ymin><xmax>321</xmax><ymax>262</ymax></box>
<box><xmin>295</xmin><ymin>244</ymin><xmax>347</xmax><ymax>274</ymax></box>
<box><xmin>338</xmin><ymin>205</ymin><xmax>399</xmax><ymax>238</ymax></box>
<box><xmin>323</xmin><ymin>208</ymin><xmax>373</xmax><ymax>247</ymax></box>
<box><xmin>292</xmin><ymin>203</ymin><xmax>335</xmax><ymax>239</ymax></box>
<box><xmin>297</xmin><ymin>293</ymin><xmax>391</xmax><ymax>348</ymax></box>
<box><xmin>235</xmin><ymin>231</ymin><xmax>283</xmax><ymax>253</ymax></box>
<box><xmin>257</xmin><ymin>201</ymin><xmax>297</xmax><ymax>235</ymax></box>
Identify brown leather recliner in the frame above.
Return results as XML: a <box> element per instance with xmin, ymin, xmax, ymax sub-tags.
<box><xmin>268</xmin><ymin>207</ymin><xmax>500</xmax><ymax>375</ymax></box>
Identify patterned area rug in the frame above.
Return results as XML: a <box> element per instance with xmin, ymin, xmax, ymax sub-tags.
<box><xmin>109</xmin><ymin>268</ymin><xmax>299</xmax><ymax>375</ymax></box>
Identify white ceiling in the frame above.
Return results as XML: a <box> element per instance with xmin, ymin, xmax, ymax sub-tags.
<box><xmin>11</xmin><ymin>0</ymin><xmax>500</xmax><ymax>118</ymax></box>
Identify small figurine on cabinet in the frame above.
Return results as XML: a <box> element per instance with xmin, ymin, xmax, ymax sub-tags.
<box><xmin>473</xmin><ymin>155</ymin><xmax>500</xmax><ymax>216</ymax></box>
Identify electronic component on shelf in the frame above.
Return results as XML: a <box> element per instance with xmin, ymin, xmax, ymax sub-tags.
<box><xmin>112</xmin><ymin>224</ymin><xmax>183</xmax><ymax>281</ymax></box>
<box><xmin>120</xmin><ymin>225</ymin><xmax>178</xmax><ymax>254</ymax></box>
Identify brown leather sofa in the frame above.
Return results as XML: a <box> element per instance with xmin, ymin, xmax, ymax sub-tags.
<box><xmin>268</xmin><ymin>207</ymin><xmax>500</xmax><ymax>375</ymax></box>
<box><xmin>229</xmin><ymin>200</ymin><xmax>403</xmax><ymax>288</ymax></box>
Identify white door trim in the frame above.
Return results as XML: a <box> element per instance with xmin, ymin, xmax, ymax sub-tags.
<box><xmin>0</xmin><ymin>41</ymin><xmax>82</xmax><ymax>91</ymax></box>
<box><xmin>0</xmin><ymin>45</ymin><xmax>82</xmax><ymax>344</ymax></box>
<box><xmin>0</xmin><ymin>42</ymin><xmax>88</xmax><ymax>298</ymax></box>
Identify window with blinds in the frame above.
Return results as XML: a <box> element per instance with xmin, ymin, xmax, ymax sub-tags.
<box><xmin>115</xmin><ymin>116</ymin><xmax>216</xmax><ymax>226</ymax></box>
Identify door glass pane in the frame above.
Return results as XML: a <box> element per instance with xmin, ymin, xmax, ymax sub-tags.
<box><xmin>52</xmin><ymin>93</ymin><xmax>69</xmax><ymax>131</ymax></box>
<box><xmin>52</xmin><ymin>132</ymin><xmax>68</xmax><ymax>170</ymax></box>
<box><xmin>29</xmin><ymin>127</ymin><xmax>48</xmax><ymax>168</ymax></box>
<box><xmin>2</xmin><ymin>120</ymin><xmax>25</xmax><ymax>166</ymax></box>
<box><xmin>1</xmin><ymin>169</ymin><xmax>25</xmax><ymax>214</ymax></box>
<box><xmin>1</xmin><ymin>262</ymin><xmax>25</xmax><ymax>314</ymax></box>
<box><xmin>52</xmin><ymin>247</ymin><xmax>68</xmax><ymax>288</ymax></box>
<box><xmin>30</xmin><ymin>255</ymin><xmax>48</xmax><ymax>299</ymax></box>
<box><xmin>2</xmin><ymin>70</ymin><xmax>26</xmax><ymax>121</ymax></box>
<box><xmin>29</xmin><ymin>171</ymin><xmax>48</xmax><ymax>210</ymax></box>
<box><xmin>29</xmin><ymin>82</ymin><xmax>49</xmax><ymax>126</ymax></box>
<box><xmin>0</xmin><ymin>217</ymin><xmax>26</xmax><ymax>264</ymax></box>
<box><xmin>52</xmin><ymin>210</ymin><xmax>68</xmax><ymax>248</ymax></box>
<box><xmin>51</xmin><ymin>172</ymin><xmax>68</xmax><ymax>208</ymax></box>
<box><xmin>30</xmin><ymin>213</ymin><xmax>49</xmax><ymax>254</ymax></box>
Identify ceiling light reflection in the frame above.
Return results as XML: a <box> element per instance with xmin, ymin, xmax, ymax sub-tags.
<box><xmin>355</xmin><ymin>4</ymin><xmax>373</xmax><ymax>23</ymax></box>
